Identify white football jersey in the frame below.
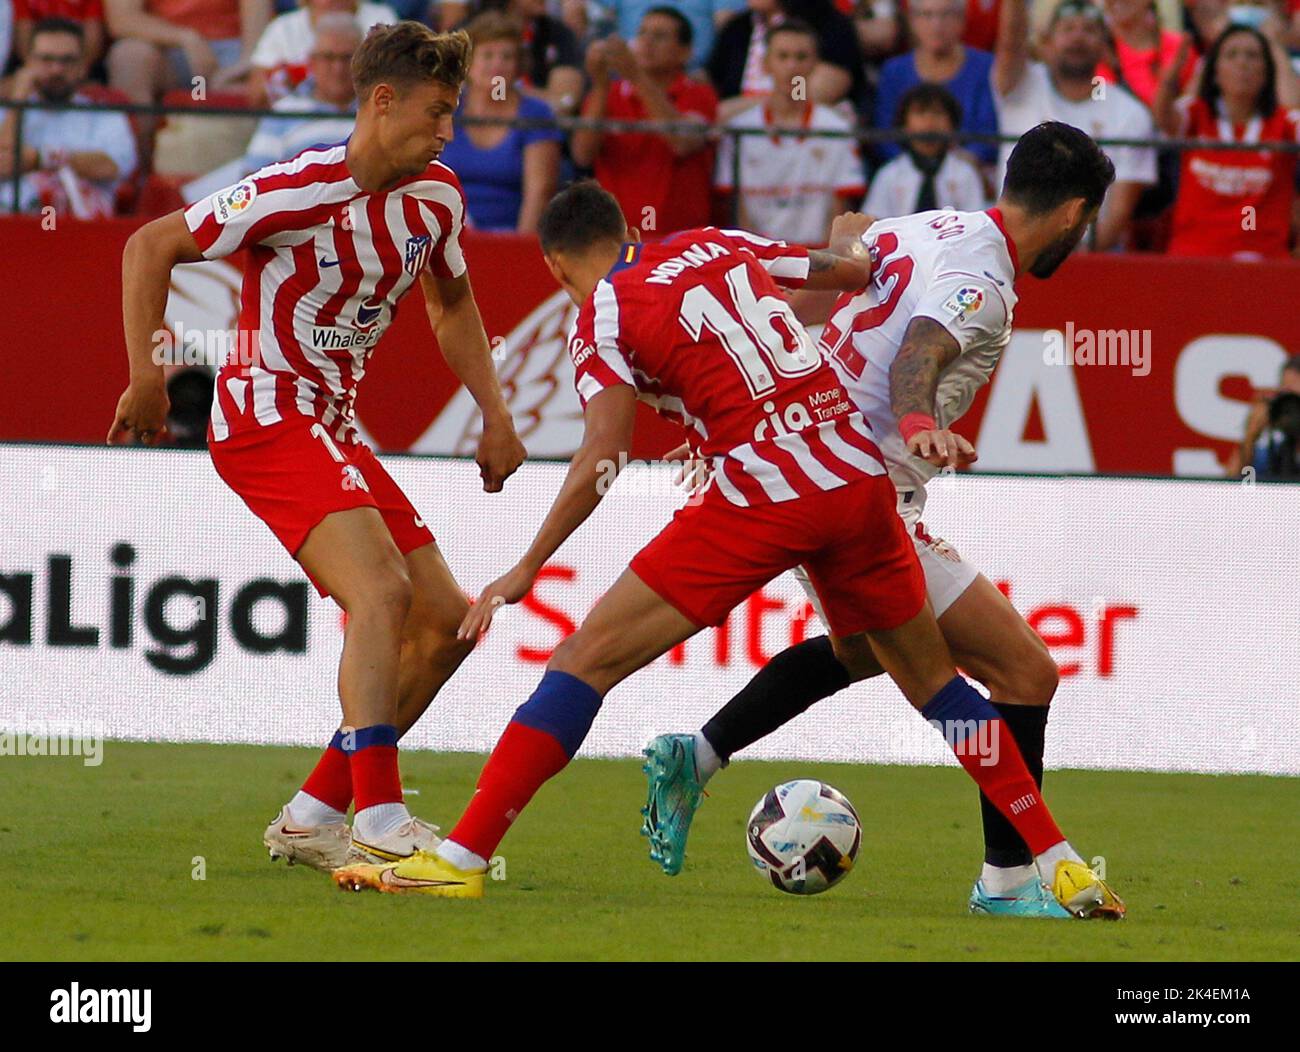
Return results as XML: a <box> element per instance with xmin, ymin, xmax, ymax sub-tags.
<box><xmin>819</xmin><ymin>208</ymin><xmax>1018</xmax><ymax>493</ymax></box>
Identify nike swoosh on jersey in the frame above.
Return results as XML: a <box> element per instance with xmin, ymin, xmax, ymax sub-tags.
<box><xmin>982</xmin><ymin>271</ymin><xmax>1006</xmax><ymax>286</ymax></box>
<box><xmin>320</xmin><ymin>257</ymin><xmax>341</xmax><ymax>267</ymax></box>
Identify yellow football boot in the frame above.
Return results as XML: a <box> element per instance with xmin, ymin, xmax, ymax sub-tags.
<box><xmin>333</xmin><ymin>849</ymin><xmax>485</xmax><ymax>899</ymax></box>
<box><xmin>1050</xmin><ymin>859</ymin><xmax>1126</xmax><ymax>919</ymax></box>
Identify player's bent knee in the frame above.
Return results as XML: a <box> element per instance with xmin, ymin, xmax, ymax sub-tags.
<box><xmin>545</xmin><ymin>632</ymin><xmax>614</xmax><ymax>693</ymax></box>
<box><xmin>403</xmin><ymin>615</ymin><xmax>472</xmax><ymax>666</ymax></box>
<box><xmin>985</xmin><ymin>635</ymin><xmax>1059</xmax><ymax>705</ymax></box>
<box><xmin>830</xmin><ymin>633</ymin><xmax>884</xmax><ymax>682</ymax></box>
<box><xmin>341</xmin><ymin>565</ymin><xmax>413</xmax><ymax>624</ymax></box>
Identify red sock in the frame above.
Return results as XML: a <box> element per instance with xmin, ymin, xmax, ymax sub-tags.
<box><xmin>951</xmin><ymin>721</ymin><xmax>1064</xmax><ymax>856</ymax></box>
<box><xmin>300</xmin><ymin>742</ymin><xmax>352</xmax><ymax>813</ymax></box>
<box><xmin>350</xmin><ymin>745</ymin><xmax>403</xmax><ymax>812</ymax></box>
<box><xmin>448</xmin><ymin>722</ymin><xmax>571</xmax><ymax>860</ymax></box>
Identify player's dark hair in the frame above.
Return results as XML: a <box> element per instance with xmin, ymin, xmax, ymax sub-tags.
<box><xmin>30</xmin><ymin>17</ymin><xmax>85</xmax><ymax>48</ymax></box>
<box><xmin>1283</xmin><ymin>355</ymin><xmax>1300</xmax><ymax>375</ymax></box>
<box><xmin>644</xmin><ymin>6</ymin><xmax>693</xmax><ymax>47</ymax></box>
<box><xmin>765</xmin><ymin>18</ymin><xmax>818</xmax><ymax>51</ymax></box>
<box><xmin>538</xmin><ymin>181</ymin><xmax>628</xmax><ymax>256</ymax></box>
<box><xmin>894</xmin><ymin>83</ymin><xmax>962</xmax><ymax>129</ymax></box>
<box><xmin>1000</xmin><ymin>121</ymin><xmax>1115</xmax><ymax>215</ymax></box>
<box><xmin>352</xmin><ymin>22</ymin><xmax>471</xmax><ymax>97</ymax></box>
<box><xmin>1199</xmin><ymin>24</ymin><xmax>1277</xmax><ymax>119</ymax></box>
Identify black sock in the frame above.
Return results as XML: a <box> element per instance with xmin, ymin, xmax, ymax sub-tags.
<box><xmin>979</xmin><ymin>702</ymin><xmax>1049</xmax><ymax>868</ymax></box>
<box><xmin>701</xmin><ymin>636</ymin><xmax>852</xmax><ymax>762</ymax></box>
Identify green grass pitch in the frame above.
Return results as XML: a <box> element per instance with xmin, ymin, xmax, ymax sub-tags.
<box><xmin>3</xmin><ymin>742</ymin><xmax>1297</xmax><ymax>961</ymax></box>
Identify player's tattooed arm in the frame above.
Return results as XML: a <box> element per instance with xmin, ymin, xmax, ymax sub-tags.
<box><xmin>420</xmin><ymin>271</ymin><xmax>526</xmax><ymax>492</ymax></box>
<box><xmin>458</xmin><ymin>386</ymin><xmax>637</xmax><ymax>640</ymax></box>
<box><xmin>890</xmin><ymin>316</ymin><xmax>977</xmax><ymax>469</ymax></box>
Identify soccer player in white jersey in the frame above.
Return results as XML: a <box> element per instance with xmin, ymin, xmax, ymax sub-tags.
<box><xmin>107</xmin><ymin>23</ymin><xmax>526</xmax><ymax>873</ymax></box>
<box><xmin>646</xmin><ymin>122</ymin><xmax>1125</xmax><ymax>919</ymax></box>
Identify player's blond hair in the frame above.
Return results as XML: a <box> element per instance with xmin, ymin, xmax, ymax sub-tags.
<box><xmin>352</xmin><ymin>22</ymin><xmax>471</xmax><ymax>98</ymax></box>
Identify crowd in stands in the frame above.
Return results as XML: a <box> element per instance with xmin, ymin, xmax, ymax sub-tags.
<box><xmin>3</xmin><ymin>0</ymin><xmax>1300</xmax><ymax>257</ymax></box>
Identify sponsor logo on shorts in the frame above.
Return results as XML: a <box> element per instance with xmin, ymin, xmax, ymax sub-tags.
<box><xmin>341</xmin><ymin>464</ymin><xmax>370</xmax><ymax>492</ymax></box>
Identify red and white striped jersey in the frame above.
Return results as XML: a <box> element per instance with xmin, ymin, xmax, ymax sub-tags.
<box><xmin>183</xmin><ymin>142</ymin><xmax>467</xmax><ymax>443</ymax></box>
<box><xmin>568</xmin><ymin>226</ymin><xmax>886</xmax><ymax>507</ymax></box>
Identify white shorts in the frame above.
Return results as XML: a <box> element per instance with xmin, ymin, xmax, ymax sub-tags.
<box><xmin>794</xmin><ymin>485</ymin><xmax>979</xmax><ymax>629</ymax></box>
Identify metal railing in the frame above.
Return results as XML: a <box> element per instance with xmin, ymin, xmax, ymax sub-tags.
<box><xmin>6</xmin><ymin>96</ymin><xmax>1300</xmax><ymax>230</ymax></box>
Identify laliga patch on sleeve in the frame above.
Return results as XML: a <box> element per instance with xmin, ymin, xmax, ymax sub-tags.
<box><xmin>942</xmin><ymin>286</ymin><xmax>985</xmax><ymax>321</ymax></box>
<box><xmin>212</xmin><ymin>181</ymin><xmax>257</xmax><ymax>225</ymax></box>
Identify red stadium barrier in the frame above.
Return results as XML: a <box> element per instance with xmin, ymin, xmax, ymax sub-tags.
<box><xmin>5</xmin><ymin>215</ymin><xmax>1297</xmax><ymax>475</ymax></box>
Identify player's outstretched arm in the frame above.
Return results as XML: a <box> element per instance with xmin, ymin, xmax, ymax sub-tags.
<box><xmin>458</xmin><ymin>386</ymin><xmax>637</xmax><ymax>641</ymax></box>
<box><xmin>108</xmin><ymin>210</ymin><xmax>206</xmax><ymax>445</ymax></box>
<box><xmin>420</xmin><ymin>270</ymin><xmax>526</xmax><ymax>492</ymax></box>
<box><xmin>890</xmin><ymin>315</ymin><xmax>978</xmax><ymax>469</ymax></box>
<box><xmin>802</xmin><ymin>212</ymin><xmax>877</xmax><ymax>291</ymax></box>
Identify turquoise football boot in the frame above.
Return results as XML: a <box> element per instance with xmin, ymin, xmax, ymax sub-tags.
<box><xmin>640</xmin><ymin>734</ymin><xmax>705</xmax><ymax>876</ymax></box>
<box><xmin>969</xmin><ymin>876</ymin><xmax>1073</xmax><ymax>918</ymax></box>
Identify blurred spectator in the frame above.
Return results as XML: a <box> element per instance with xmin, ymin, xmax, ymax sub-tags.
<box><xmin>1093</xmin><ymin>0</ymin><xmax>1194</xmax><ymax>106</ymax></box>
<box><xmin>440</xmin><ymin>9</ymin><xmax>561</xmax><ymax>232</ymax></box>
<box><xmin>876</xmin><ymin>0</ymin><xmax>998</xmax><ymax>164</ymax></box>
<box><xmin>444</xmin><ymin>1</ymin><xmax>585</xmax><ymax>115</ymax></box>
<box><xmin>1230</xmin><ymin>355</ymin><xmax>1300</xmax><ymax>478</ymax></box>
<box><xmin>1156</xmin><ymin>23</ymin><xmax>1300</xmax><ymax>259</ymax></box>
<box><xmin>709</xmin><ymin>0</ymin><xmax>869</xmax><ymax>118</ymax></box>
<box><xmin>865</xmin><ymin>81</ymin><xmax>986</xmax><ymax>214</ymax></box>
<box><xmin>1184</xmin><ymin>0</ymin><xmax>1230</xmax><ymax>49</ymax></box>
<box><xmin>571</xmin><ymin>7</ymin><xmax>717</xmax><ymax>234</ymax></box>
<box><xmin>597</xmin><ymin>0</ymin><xmax>745</xmax><ymax>68</ymax></box>
<box><xmin>13</xmin><ymin>0</ymin><xmax>106</xmax><ymax>66</ymax></box>
<box><xmin>1</xmin><ymin>3</ymin><xmax>13</xmax><ymax>74</ymax></box>
<box><xmin>104</xmin><ymin>0</ymin><xmax>271</xmax><ymax>101</ymax></box>
<box><xmin>182</xmin><ymin>11</ymin><xmax>359</xmax><ymax>201</ymax></box>
<box><xmin>249</xmin><ymin>0</ymin><xmax>395</xmax><ymax>105</ymax></box>
<box><xmin>993</xmin><ymin>0</ymin><xmax>1156</xmax><ymax>249</ymax></box>
<box><xmin>896</xmin><ymin>0</ymin><xmax>1003</xmax><ymax>50</ymax></box>
<box><xmin>855</xmin><ymin>0</ymin><xmax>902</xmax><ymax>61</ymax></box>
<box><xmin>714</xmin><ymin>19</ymin><xmax>865</xmax><ymax>242</ymax></box>
<box><xmin>957</xmin><ymin>0</ymin><xmax>1001</xmax><ymax>48</ymax></box>
<box><xmin>0</xmin><ymin>18</ymin><xmax>136</xmax><ymax>215</ymax></box>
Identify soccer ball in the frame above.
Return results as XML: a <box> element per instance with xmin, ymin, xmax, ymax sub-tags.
<box><xmin>746</xmin><ymin>779</ymin><xmax>861</xmax><ymax>895</ymax></box>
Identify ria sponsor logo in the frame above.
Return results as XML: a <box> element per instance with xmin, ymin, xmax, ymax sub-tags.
<box><xmin>311</xmin><ymin>326</ymin><xmax>383</xmax><ymax>351</ymax></box>
<box><xmin>0</xmin><ymin>544</ymin><xmax>308</xmax><ymax>675</ymax></box>
<box><xmin>50</xmin><ymin>983</ymin><xmax>151</xmax><ymax>1032</ymax></box>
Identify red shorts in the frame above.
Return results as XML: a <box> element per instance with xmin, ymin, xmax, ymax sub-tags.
<box><xmin>209</xmin><ymin>419</ymin><xmax>434</xmax><ymax>597</ymax></box>
<box><xmin>630</xmin><ymin>475</ymin><xmax>926</xmax><ymax>637</ymax></box>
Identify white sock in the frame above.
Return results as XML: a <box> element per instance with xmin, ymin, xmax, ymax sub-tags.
<box><xmin>437</xmin><ymin>839</ymin><xmax>487</xmax><ymax>872</ymax></box>
<box><xmin>288</xmin><ymin>790</ymin><xmax>346</xmax><ymax>827</ymax></box>
<box><xmin>352</xmin><ymin>801</ymin><xmax>411</xmax><ymax>842</ymax></box>
<box><xmin>1035</xmin><ymin>841</ymin><xmax>1084</xmax><ymax>885</ymax></box>
<box><xmin>693</xmin><ymin>731</ymin><xmax>723</xmax><ymax>784</ymax></box>
<box><xmin>980</xmin><ymin>862</ymin><xmax>1037</xmax><ymax>894</ymax></box>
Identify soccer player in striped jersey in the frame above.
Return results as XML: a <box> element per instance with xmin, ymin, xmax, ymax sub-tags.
<box><xmin>333</xmin><ymin>181</ymin><xmax>1119</xmax><ymax>917</ymax></box>
<box><xmin>648</xmin><ymin>122</ymin><xmax>1126</xmax><ymax>919</ymax></box>
<box><xmin>107</xmin><ymin>23</ymin><xmax>526</xmax><ymax>872</ymax></box>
